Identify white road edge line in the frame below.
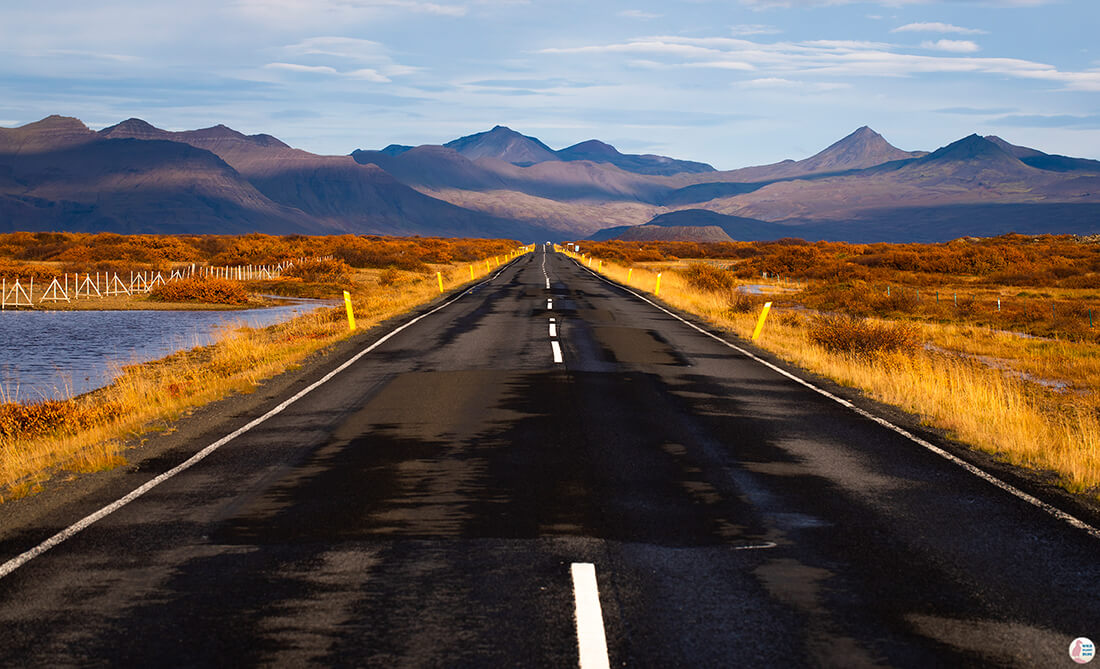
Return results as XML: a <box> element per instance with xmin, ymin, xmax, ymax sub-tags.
<box><xmin>0</xmin><ymin>260</ymin><xmax>522</xmax><ymax>581</ymax></box>
<box><xmin>571</xmin><ymin>563</ymin><xmax>611</xmax><ymax>669</ymax></box>
<box><xmin>552</xmin><ymin>340</ymin><xmax>564</xmax><ymax>364</ymax></box>
<box><xmin>571</xmin><ymin>258</ymin><xmax>1100</xmax><ymax>541</ymax></box>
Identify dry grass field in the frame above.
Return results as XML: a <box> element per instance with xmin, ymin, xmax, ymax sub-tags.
<box><xmin>570</xmin><ymin>236</ymin><xmax>1100</xmax><ymax>497</ymax></box>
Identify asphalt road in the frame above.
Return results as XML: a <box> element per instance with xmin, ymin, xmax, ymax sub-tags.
<box><xmin>1</xmin><ymin>245</ymin><xmax>1098</xmax><ymax>667</ymax></box>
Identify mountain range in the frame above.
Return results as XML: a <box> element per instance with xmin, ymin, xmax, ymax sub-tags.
<box><xmin>1</xmin><ymin>116</ymin><xmax>1098</xmax><ymax>243</ymax></box>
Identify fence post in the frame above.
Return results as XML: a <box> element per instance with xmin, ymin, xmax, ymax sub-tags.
<box><xmin>343</xmin><ymin>290</ymin><xmax>356</xmax><ymax>331</ymax></box>
<box><xmin>752</xmin><ymin>302</ymin><xmax>773</xmax><ymax>341</ymax></box>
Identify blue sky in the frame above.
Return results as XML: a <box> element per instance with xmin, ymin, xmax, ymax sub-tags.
<box><xmin>1</xmin><ymin>0</ymin><xmax>1098</xmax><ymax>169</ymax></box>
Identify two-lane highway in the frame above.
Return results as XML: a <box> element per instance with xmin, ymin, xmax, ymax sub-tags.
<box><xmin>0</xmin><ymin>244</ymin><xmax>1097</xmax><ymax>667</ymax></box>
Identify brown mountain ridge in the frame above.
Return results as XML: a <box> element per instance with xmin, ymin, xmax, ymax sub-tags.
<box><xmin>2</xmin><ymin>115</ymin><xmax>1098</xmax><ymax>242</ymax></box>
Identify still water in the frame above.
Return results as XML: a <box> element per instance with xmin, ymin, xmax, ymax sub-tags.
<box><xmin>0</xmin><ymin>301</ymin><xmax>329</xmax><ymax>402</ymax></box>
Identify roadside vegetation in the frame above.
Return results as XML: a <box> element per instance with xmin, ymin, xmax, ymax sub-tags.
<box><xmin>0</xmin><ymin>233</ymin><xmax>525</xmax><ymax>501</ymax></box>
<box><xmin>570</xmin><ymin>235</ymin><xmax>1100</xmax><ymax>497</ymax></box>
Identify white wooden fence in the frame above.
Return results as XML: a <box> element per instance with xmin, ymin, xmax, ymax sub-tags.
<box><xmin>0</xmin><ymin>258</ymin><xmax>328</xmax><ymax>309</ymax></box>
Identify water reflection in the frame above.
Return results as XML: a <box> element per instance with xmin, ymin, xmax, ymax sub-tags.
<box><xmin>0</xmin><ymin>300</ymin><xmax>331</xmax><ymax>402</ymax></box>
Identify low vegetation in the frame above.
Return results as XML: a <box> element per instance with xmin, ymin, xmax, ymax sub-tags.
<box><xmin>807</xmin><ymin>315</ymin><xmax>921</xmax><ymax>358</ymax></box>
<box><xmin>0</xmin><ymin>234</ymin><xmax>525</xmax><ymax>501</ymax></box>
<box><xmin>148</xmin><ymin>276</ymin><xmax>250</xmax><ymax>305</ymax></box>
<box><xmin>571</xmin><ymin>236</ymin><xmax>1100</xmax><ymax>497</ymax></box>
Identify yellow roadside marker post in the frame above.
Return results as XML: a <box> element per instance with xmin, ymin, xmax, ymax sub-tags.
<box><xmin>752</xmin><ymin>302</ymin><xmax>773</xmax><ymax>341</ymax></box>
<box><xmin>343</xmin><ymin>290</ymin><xmax>356</xmax><ymax>331</ymax></box>
<box><xmin>437</xmin><ymin>272</ymin><xmax>444</xmax><ymax>293</ymax></box>
<box><xmin>628</xmin><ymin>268</ymin><xmax>633</xmax><ymax>282</ymax></box>
<box><xmin>655</xmin><ymin>273</ymin><xmax>662</xmax><ymax>296</ymax></box>
<box><xmin>470</xmin><ymin>265</ymin><xmax>475</xmax><ymax>280</ymax></box>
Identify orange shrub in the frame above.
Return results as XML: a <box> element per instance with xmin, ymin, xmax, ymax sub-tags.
<box><xmin>149</xmin><ymin>276</ymin><xmax>249</xmax><ymax>304</ymax></box>
<box><xmin>680</xmin><ymin>263</ymin><xmax>735</xmax><ymax>293</ymax></box>
<box><xmin>808</xmin><ymin>315</ymin><xmax>920</xmax><ymax>358</ymax></box>
<box><xmin>0</xmin><ymin>400</ymin><xmax>122</xmax><ymax>442</ymax></box>
<box><xmin>282</xmin><ymin>258</ymin><xmax>352</xmax><ymax>283</ymax></box>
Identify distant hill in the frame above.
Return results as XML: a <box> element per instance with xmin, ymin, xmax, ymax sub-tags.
<box><xmin>366</xmin><ymin>125</ymin><xmax>715</xmax><ymax>176</ymax></box>
<box><xmin>667</xmin><ymin>126</ymin><xmax>926</xmax><ymax>189</ymax></box>
<box><xmin>796</xmin><ymin>126</ymin><xmax>920</xmax><ymax>174</ymax></box>
<box><xmin>556</xmin><ymin>139</ymin><xmax>714</xmax><ymax>176</ymax></box>
<box><xmin>985</xmin><ymin>135</ymin><xmax>1100</xmax><ymax>174</ymax></box>
<box><xmin>93</xmin><ymin>118</ymin><xmax>549</xmax><ymax>238</ymax></box>
<box><xmin>596</xmin><ymin>209</ymin><xmax>799</xmax><ymax>242</ymax></box>
<box><xmin>444</xmin><ymin>126</ymin><xmax>558</xmax><ymax>165</ymax></box>
<box><xmin>0</xmin><ymin>116</ymin><xmax>316</xmax><ymax>234</ymax></box>
<box><xmin>591</xmin><ymin>224</ymin><xmax>734</xmax><ymax>242</ymax></box>
<box><xmin>4</xmin><ymin>116</ymin><xmax>1100</xmax><ymax>243</ymax></box>
<box><xmin>352</xmin><ymin>143</ymin><xmax>671</xmax><ymax>204</ymax></box>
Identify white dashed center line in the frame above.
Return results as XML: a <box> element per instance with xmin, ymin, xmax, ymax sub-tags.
<box><xmin>547</xmin><ymin>299</ymin><xmax>553</xmax><ymax>310</ymax></box>
<box><xmin>571</xmin><ymin>563</ymin><xmax>611</xmax><ymax>669</ymax></box>
<box><xmin>551</xmin><ymin>340</ymin><xmax>563</xmax><ymax>364</ymax></box>
<box><xmin>549</xmin><ymin>323</ymin><xmax>557</xmax><ymax>338</ymax></box>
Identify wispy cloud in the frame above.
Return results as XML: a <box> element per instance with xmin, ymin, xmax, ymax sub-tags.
<box><xmin>730</xmin><ymin>24</ymin><xmax>781</xmax><ymax>36</ymax></box>
<box><xmin>740</xmin><ymin>77</ymin><xmax>850</xmax><ymax>91</ymax></box>
<box><xmin>280</xmin><ymin>37</ymin><xmax>419</xmax><ymax>77</ymax></box>
<box><xmin>263</xmin><ymin>62</ymin><xmax>391</xmax><ymax>82</ymax></box>
<box><xmin>618</xmin><ymin>9</ymin><xmax>660</xmax><ymax>19</ymax></box>
<box><xmin>43</xmin><ymin>49</ymin><xmax>142</xmax><ymax>63</ymax></box>
<box><xmin>234</xmin><ymin>0</ymin><xmax>467</xmax><ymax>25</ymax></box>
<box><xmin>921</xmin><ymin>39</ymin><xmax>980</xmax><ymax>53</ymax></box>
<box><xmin>892</xmin><ymin>22</ymin><xmax>987</xmax><ymax>35</ymax></box>
<box><xmin>541</xmin><ymin>34</ymin><xmax>1100</xmax><ymax>91</ymax></box>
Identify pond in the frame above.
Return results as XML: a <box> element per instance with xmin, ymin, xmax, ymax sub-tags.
<box><xmin>0</xmin><ymin>300</ymin><xmax>331</xmax><ymax>403</ymax></box>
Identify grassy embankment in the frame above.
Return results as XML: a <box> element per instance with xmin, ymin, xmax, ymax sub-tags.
<box><xmin>0</xmin><ymin>234</ymin><xmax>528</xmax><ymax>501</ymax></box>
<box><xmin>566</xmin><ymin>239</ymin><xmax>1100</xmax><ymax>497</ymax></box>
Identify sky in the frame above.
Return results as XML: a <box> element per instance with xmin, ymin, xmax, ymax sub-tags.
<box><xmin>1</xmin><ymin>0</ymin><xmax>1098</xmax><ymax>169</ymax></box>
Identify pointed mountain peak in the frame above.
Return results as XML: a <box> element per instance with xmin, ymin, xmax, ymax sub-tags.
<box><xmin>444</xmin><ymin>126</ymin><xmax>558</xmax><ymax>165</ymax></box>
<box><xmin>100</xmin><ymin>118</ymin><xmax>167</xmax><ymax>140</ymax></box>
<box><xmin>925</xmin><ymin>134</ymin><xmax>1019</xmax><ymax>163</ymax></box>
<box><xmin>799</xmin><ymin>126</ymin><xmax>917</xmax><ymax>173</ymax></box>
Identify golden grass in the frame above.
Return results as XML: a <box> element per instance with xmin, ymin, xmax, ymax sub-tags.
<box><xmin>0</xmin><ymin>249</ymin><xmax>529</xmax><ymax>501</ymax></box>
<box><xmin>568</xmin><ymin>248</ymin><xmax>1100</xmax><ymax>496</ymax></box>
